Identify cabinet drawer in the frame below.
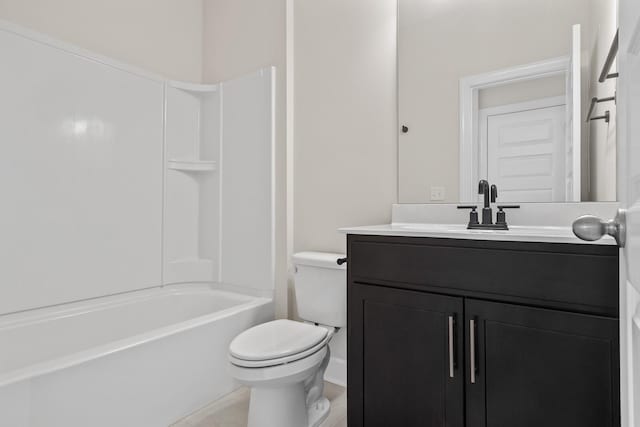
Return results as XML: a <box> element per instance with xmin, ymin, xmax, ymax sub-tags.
<box><xmin>348</xmin><ymin>235</ymin><xmax>619</xmax><ymax>316</ymax></box>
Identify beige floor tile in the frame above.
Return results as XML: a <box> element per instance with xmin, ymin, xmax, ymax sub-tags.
<box><xmin>172</xmin><ymin>382</ymin><xmax>346</xmax><ymax>427</ymax></box>
<box><xmin>320</xmin><ymin>382</ymin><xmax>347</xmax><ymax>427</ymax></box>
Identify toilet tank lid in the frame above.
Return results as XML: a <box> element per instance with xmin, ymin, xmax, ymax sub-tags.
<box><xmin>292</xmin><ymin>251</ymin><xmax>346</xmax><ymax>270</ymax></box>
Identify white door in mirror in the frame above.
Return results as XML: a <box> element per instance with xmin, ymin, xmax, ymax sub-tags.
<box><xmin>566</xmin><ymin>24</ymin><xmax>582</xmax><ymax>202</ymax></box>
<box><xmin>486</xmin><ymin>104</ymin><xmax>566</xmax><ymax>203</ymax></box>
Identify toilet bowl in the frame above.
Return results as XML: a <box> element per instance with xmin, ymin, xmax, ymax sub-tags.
<box><xmin>229</xmin><ymin>319</ymin><xmax>334</xmax><ymax>427</ymax></box>
<box><xmin>228</xmin><ymin>252</ymin><xmax>346</xmax><ymax>427</ymax></box>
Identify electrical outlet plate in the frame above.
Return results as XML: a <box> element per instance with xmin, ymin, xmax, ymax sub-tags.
<box><xmin>430</xmin><ymin>186</ymin><xmax>445</xmax><ymax>201</ymax></box>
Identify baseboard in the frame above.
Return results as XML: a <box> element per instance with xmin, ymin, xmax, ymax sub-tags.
<box><xmin>324</xmin><ymin>356</ymin><xmax>347</xmax><ymax>387</ymax></box>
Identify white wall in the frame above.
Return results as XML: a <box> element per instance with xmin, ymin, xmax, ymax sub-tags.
<box><xmin>479</xmin><ymin>75</ymin><xmax>566</xmax><ymax>110</ymax></box>
<box><xmin>202</xmin><ymin>0</ymin><xmax>288</xmax><ymax>318</ymax></box>
<box><xmin>398</xmin><ymin>0</ymin><xmax>591</xmax><ymax>203</ymax></box>
<box><xmin>0</xmin><ymin>0</ymin><xmax>203</xmax><ymax>82</ymax></box>
<box><xmin>293</xmin><ymin>0</ymin><xmax>397</xmax><ymax>253</ymax></box>
<box><xmin>586</xmin><ymin>0</ymin><xmax>617</xmax><ymax>201</ymax></box>
<box><xmin>293</xmin><ymin>0</ymin><xmax>398</xmax><ymax>369</ymax></box>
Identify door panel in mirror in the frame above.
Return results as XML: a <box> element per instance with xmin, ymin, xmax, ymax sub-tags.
<box><xmin>398</xmin><ymin>0</ymin><xmax>618</xmax><ymax>203</ymax></box>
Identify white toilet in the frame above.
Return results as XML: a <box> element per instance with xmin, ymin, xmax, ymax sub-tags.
<box><xmin>228</xmin><ymin>251</ymin><xmax>346</xmax><ymax>427</ymax></box>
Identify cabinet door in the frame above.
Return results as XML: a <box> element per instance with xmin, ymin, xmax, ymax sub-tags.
<box><xmin>348</xmin><ymin>283</ymin><xmax>464</xmax><ymax>427</ymax></box>
<box><xmin>465</xmin><ymin>299</ymin><xmax>619</xmax><ymax>427</ymax></box>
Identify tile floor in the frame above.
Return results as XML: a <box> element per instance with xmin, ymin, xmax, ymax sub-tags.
<box><xmin>172</xmin><ymin>382</ymin><xmax>347</xmax><ymax>427</ymax></box>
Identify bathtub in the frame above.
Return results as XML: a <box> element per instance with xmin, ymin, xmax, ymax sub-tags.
<box><xmin>0</xmin><ymin>284</ymin><xmax>273</xmax><ymax>427</ymax></box>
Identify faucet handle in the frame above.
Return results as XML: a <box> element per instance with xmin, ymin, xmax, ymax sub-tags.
<box><xmin>490</xmin><ymin>185</ymin><xmax>498</xmax><ymax>203</ymax></box>
<box><xmin>496</xmin><ymin>205</ymin><xmax>520</xmax><ymax>226</ymax></box>
<box><xmin>457</xmin><ymin>205</ymin><xmax>479</xmax><ymax>226</ymax></box>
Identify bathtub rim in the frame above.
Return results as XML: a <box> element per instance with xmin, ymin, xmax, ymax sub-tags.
<box><xmin>0</xmin><ymin>283</ymin><xmax>272</xmax><ymax>388</ymax></box>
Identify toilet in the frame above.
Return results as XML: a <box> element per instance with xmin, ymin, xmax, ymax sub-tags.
<box><xmin>228</xmin><ymin>251</ymin><xmax>346</xmax><ymax>427</ymax></box>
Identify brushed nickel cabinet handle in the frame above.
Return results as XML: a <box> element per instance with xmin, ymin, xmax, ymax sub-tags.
<box><xmin>470</xmin><ymin>318</ymin><xmax>477</xmax><ymax>384</ymax></box>
<box><xmin>448</xmin><ymin>315</ymin><xmax>455</xmax><ymax>378</ymax></box>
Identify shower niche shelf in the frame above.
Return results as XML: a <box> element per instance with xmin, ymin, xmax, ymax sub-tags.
<box><xmin>163</xmin><ymin>81</ymin><xmax>220</xmax><ymax>285</ymax></box>
<box><xmin>167</xmin><ymin>159</ymin><xmax>217</xmax><ymax>172</ymax></box>
<box><xmin>169</xmin><ymin>80</ymin><xmax>219</xmax><ymax>93</ymax></box>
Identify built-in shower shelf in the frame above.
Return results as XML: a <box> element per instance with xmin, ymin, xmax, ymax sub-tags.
<box><xmin>168</xmin><ymin>81</ymin><xmax>218</xmax><ymax>93</ymax></box>
<box><xmin>164</xmin><ymin>258</ymin><xmax>214</xmax><ymax>285</ymax></box>
<box><xmin>167</xmin><ymin>160</ymin><xmax>217</xmax><ymax>172</ymax></box>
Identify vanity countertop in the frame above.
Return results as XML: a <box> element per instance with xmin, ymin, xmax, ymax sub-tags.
<box><xmin>339</xmin><ymin>223</ymin><xmax>617</xmax><ymax>245</ymax></box>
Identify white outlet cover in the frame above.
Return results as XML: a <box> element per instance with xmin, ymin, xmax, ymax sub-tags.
<box><xmin>430</xmin><ymin>186</ymin><xmax>445</xmax><ymax>201</ymax></box>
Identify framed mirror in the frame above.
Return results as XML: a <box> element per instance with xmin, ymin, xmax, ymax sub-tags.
<box><xmin>398</xmin><ymin>0</ymin><xmax>618</xmax><ymax>203</ymax></box>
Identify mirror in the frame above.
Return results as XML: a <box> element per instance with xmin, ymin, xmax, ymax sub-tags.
<box><xmin>398</xmin><ymin>0</ymin><xmax>618</xmax><ymax>203</ymax></box>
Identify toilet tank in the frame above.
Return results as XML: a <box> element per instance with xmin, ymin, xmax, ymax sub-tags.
<box><xmin>292</xmin><ymin>252</ymin><xmax>346</xmax><ymax>328</ymax></box>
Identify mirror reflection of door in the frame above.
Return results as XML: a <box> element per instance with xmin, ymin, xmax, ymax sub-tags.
<box><xmin>477</xmin><ymin>25</ymin><xmax>582</xmax><ymax>204</ymax></box>
<box><xmin>481</xmin><ymin>100</ymin><xmax>566</xmax><ymax>203</ymax></box>
<box><xmin>397</xmin><ymin>0</ymin><xmax>618</xmax><ymax>204</ymax></box>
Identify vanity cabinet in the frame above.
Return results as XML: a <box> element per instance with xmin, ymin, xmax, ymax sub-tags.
<box><xmin>347</xmin><ymin>235</ymin><xmax>620</xmax><ymax>427</ymax></box>
<box><xmin>350</xmin><ymin>284</ymin><xmax>464</xmax><ymax>427</ymax></box>
<box><xmin>465</xmin><ymin>299</ymin><xmax>618</xmax><ymax>427</ymax></box>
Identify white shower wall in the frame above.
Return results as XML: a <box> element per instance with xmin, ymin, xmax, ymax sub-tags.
<box><xmin>219</xmin><ymin>70</ymin><xmax>276</xmax><ymax>292</ymax></box>
<box><xmin>0</xmin><ymin>21</ymin><xmax>275</xmax><ymax>315</ymax></box>
<box><xmin>0</xmin><ymin>23</ymin><xmax>164</xmax><ymax>315</ymax></box>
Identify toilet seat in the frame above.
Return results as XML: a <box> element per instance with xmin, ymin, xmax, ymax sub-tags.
<box><xmin>228</xmin><ymin>251</ymin><xmax>345</xmax><ymax>427</ymax></box>
<box><xmin>229</xmin><ymin>319</ymin><xmax>333</xmax><ymax>368</ymax></box>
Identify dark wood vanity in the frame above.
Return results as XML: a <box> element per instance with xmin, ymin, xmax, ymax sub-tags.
<box><xmin>346</xmin><ymin>234</ymin><xmax>620</xmax><ymax>427</ymax></box>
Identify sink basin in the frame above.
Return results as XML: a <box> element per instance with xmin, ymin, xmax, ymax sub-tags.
<box><xmin>395</xmin><ymin>223</ymin><xmax>573</xmax><ymax>236</ymax></box>
<box><xmin>339</xmin><ymin>223</ymin><xmax>616</xmax><ymax>245</ymax></box>
<box><xmin>394</xmin><ymin>223</ymin><xmax>469</xmax><ymax>232</ymax></box>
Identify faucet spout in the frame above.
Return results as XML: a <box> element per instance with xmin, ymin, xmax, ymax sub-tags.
<box><xmin>466</xmin><ymin>181</ymin><xmax>515</xmax><ymax>230</ymax></box>
<box><xmin>478</xmin><ymin>180</ymin><xmax>490</xmax><ymax>208</ymax></box>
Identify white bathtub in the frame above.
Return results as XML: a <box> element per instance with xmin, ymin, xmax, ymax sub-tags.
<box><xmin>0</xmin><ymin>284</ymin><xmax>273</xmax><ymax>427</ymax></box>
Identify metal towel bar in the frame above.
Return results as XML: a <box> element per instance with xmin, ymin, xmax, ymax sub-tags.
<box><xmin>599</xmin><ymin>30</ymin><xmax>619</xmax><ymax>82</ymax></box>
<box><xmin>586</xmin><ymin>95</ymin><xmax>615</xmax><ymax>123</ymax></box>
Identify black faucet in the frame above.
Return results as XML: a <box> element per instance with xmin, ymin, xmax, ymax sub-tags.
<box><xmin>458</xmin><ymin>181</ymin><xmax>520</xmax><ymax>230</ymax></box>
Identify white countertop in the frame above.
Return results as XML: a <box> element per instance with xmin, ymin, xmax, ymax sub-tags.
<box><xmin>339</xmin><ymin>223</ymin><xmax>617</xmax><ymax>245</ymax></box>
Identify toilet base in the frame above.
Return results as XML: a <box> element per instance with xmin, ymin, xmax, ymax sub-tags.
<box><xmin>308</xmin><ymin>396</ymin><xmax>330</xmax><ymax>427</ymax></box>
<box><xmin>245</xmin><ymin>374</ymin><xmax>331</xmax><ymax>427</ymax></box>
<box><xmin>247</xmin><ymin>383</ymin><xmax>309</xmax><ymax>427</ymax></box>
<box><xmin>237</xmin><ymin>347</ymin><xmax>331</xmax><ymax>427</ymax></box>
